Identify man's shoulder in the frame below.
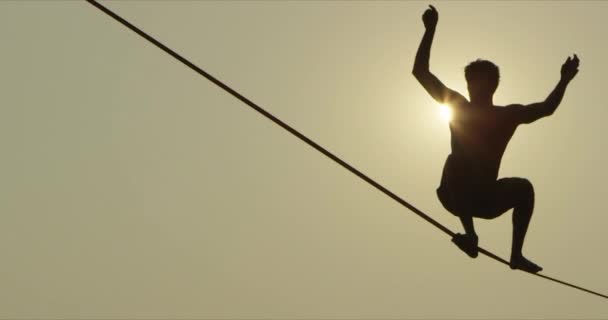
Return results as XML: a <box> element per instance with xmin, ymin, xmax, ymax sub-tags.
<box><xmin>492</xmin><ymin>104</ymin><xmax>527</xmax><ymax>125</ymax></box>
<box><xmin>493</xmin><ymin>104</ymin><xmax>526</xmax><ymax>116</ymax></box>
<box><xmin>494</xmin><ymin>104</ymin><xmax>524</xmax><ymax>109</ymax></box>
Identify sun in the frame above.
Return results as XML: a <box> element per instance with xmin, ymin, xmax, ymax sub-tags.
<box><xmin>439</xmin><ymin>104</ymin><xmax>452</xmax><ymax>122</ymax></box>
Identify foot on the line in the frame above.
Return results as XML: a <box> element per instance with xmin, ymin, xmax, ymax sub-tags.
<box><xmin>510</xmin><ymin>255</ymin><xmax>543</xmax><ymax>273</ymax></box>
<box><xmin>451</xmin><ymin>233</ymin><xmax>478</xmax><ymax>258</ymax></box>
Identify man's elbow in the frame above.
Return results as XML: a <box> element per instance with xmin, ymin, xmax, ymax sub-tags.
<box><xmin>412</xmin><ymin>67</ymin><xmax>429</xmax><ymax>79</ymax></box>
<box><xmin>541</xmin><ymin>102</ymin><xmax>559</xmax><ymax>117</ymax></box>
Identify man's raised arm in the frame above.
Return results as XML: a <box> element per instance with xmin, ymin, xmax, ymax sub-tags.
<box><xmin>509</xmin><ymin>54</ymin><xmax>580</xmax><ymax>124</ymax></box>
<box><xmin>412</xmin><ymin>5</ymin><xmax>467</xmax><ymax>106</ymax></box>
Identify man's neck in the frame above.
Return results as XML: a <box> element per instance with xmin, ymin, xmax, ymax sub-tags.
<box><xmin>470</xmin><ymin>96</ymin><xmax>494</xmax><ymax>107</ymax></box>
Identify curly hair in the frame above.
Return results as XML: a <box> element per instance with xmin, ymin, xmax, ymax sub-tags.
<box><xmin>465</xmin><ymin>59</ymin><xmax>500</xmax><ymax>94</ymax></box>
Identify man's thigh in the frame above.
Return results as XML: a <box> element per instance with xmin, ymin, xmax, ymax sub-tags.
<box><xmin>473</xmin><ymin>177</ymin><xmax>527</xmax><ymax>219</ymax></box>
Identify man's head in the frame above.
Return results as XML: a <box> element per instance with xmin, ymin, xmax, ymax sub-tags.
<box><xmin>465</xmin><ymin>59</ymin><xmax>500</xmax><ymax>102</ymax></box>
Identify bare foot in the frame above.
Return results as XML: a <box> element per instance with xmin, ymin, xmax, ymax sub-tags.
<box><xmin>451</xmin><ymin>233</ymin><xmax>478</xmax><ymax>258</ymax></box>
<box><xmin>510</xmin><ymin>255</ymin><xmax>543</xmax><ymax>273</ymax></box>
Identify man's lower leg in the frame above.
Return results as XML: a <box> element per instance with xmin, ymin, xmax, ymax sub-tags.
<box><xmin>509</xmin><ymin>195</ymin><xmax>542</xmax><ymax>273</ymax></box>
<box><xmin>511</xmin><ymin>204</ymin><xmax>532</xmax><ymax>259</ymax></box>
<box><xmin>460</xmin><ymin>215</ymin><xmax>478</xmax><ymax>238</ymax></box>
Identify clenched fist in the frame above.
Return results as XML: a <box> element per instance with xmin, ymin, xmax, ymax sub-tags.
<box><xmin>561</xmin><ymin>54</ymin><xmax>580</xmax><ymax>83</ymax></box>
<box><xmin>422</xmin><ymin>5</ymin><xmax>438</xmax><ymax>30</ymax></box>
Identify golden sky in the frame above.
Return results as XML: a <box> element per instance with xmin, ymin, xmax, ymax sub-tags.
<box><xmin>1</xmin><ymin>1</ymin><xmax>607</xmax><ymax>318</ymax></box>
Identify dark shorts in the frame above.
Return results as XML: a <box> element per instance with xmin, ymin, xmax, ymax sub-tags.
<box><xmin>436</xmin><ymin>154</ymin><xmax>534</xmax><ymax>219</ymax></box>
<box><xmin>437</xmin><ymin>182</ymin><xmax>495</xmax><ymax>219</ymax></box>
<box><xmin>436</xmin><ymin>177</ymin><xmax>532</xmax><ymax>220</ymax></box>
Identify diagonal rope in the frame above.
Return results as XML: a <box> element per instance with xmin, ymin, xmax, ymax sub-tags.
<box><xmin>85</xmin><ymin>0</ymin><xmax>607</xmax><ymax>301</ymax></box>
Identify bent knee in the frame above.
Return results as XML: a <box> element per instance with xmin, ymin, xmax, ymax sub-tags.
<box><xmin>437</xmin><ymin>186</ymin><xmax>466</xmax><ymax>217</ymax></box>
<box><xmin>516</xmin><ymin>178</ymin><xmax>534</xmax><ymax>195</ymax></box>
<box><xmin>512</xmin><ymin>178</ymin><xmax>535</xmax><ymax>205</ymax></box>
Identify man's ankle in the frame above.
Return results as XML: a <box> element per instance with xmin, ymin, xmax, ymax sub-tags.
<box><xmin>510</xmin><ymin>252</ymin><xmax>523</xmax><ymax>260</ymax></box>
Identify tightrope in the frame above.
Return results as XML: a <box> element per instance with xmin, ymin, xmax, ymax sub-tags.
<box><xmin>85</xmin><ymin>0</ymin><xmax>607</xmax><ymax>301</ymax></box>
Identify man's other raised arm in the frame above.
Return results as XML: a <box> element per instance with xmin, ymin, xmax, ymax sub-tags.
<box><xmin>508</xmin><ymin>54</ymin><xmax>580</xmax><ymax>124</ymax></box>
<box><xmin>411</xmin><ymin>5</ymin><xmax>467</xmax><ymax>106</ymax></box>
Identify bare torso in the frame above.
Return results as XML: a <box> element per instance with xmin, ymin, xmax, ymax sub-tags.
<box><xmin>441</xmin><ymin>104</ymin><xmax>519</xmax><ymax>189</ymax></box>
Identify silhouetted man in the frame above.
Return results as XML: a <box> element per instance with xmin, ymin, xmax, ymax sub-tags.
<box><xmin>412</xmin><ymin>5</ymin><xmax>579</xmax><ymax>273</ymax></box>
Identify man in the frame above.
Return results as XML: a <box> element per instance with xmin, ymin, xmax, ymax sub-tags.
<box><xmin>412</xmin><ymin>5</ymin><xmax>579</xmax><ymax>273</ymax></box>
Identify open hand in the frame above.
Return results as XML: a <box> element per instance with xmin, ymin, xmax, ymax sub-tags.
<box><xmin>561</xmin><ymin>54</ymin><xmax>580</xmax><ymax>83</ymax></box>
<box><xmin>422</xmin><ymin>5</ymin><xmax>438</xmax><ymax>30</ymax></box>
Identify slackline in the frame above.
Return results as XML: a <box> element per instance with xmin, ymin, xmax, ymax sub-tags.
<box><xmin>85</xmin><ymin>0</ymin><xmax>607</xmax><ymax>301</ymax></box>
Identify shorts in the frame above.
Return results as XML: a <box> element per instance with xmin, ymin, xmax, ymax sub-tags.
<box><xmin>436</xmin><ymin>155</ymin><xmax>518</xmax><ymax>220</ymax></box>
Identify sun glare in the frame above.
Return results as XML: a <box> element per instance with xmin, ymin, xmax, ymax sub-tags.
<box><xmin>439</xmin><ymin>104</ymin><xmax>452</xmax><ymax>122</ymax></box>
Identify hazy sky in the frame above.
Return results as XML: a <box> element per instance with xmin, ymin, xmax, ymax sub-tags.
<box><xmin>1</xmin><ymin>1</ymin><xmax>607</xmax><ymax>318</ymax></box>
